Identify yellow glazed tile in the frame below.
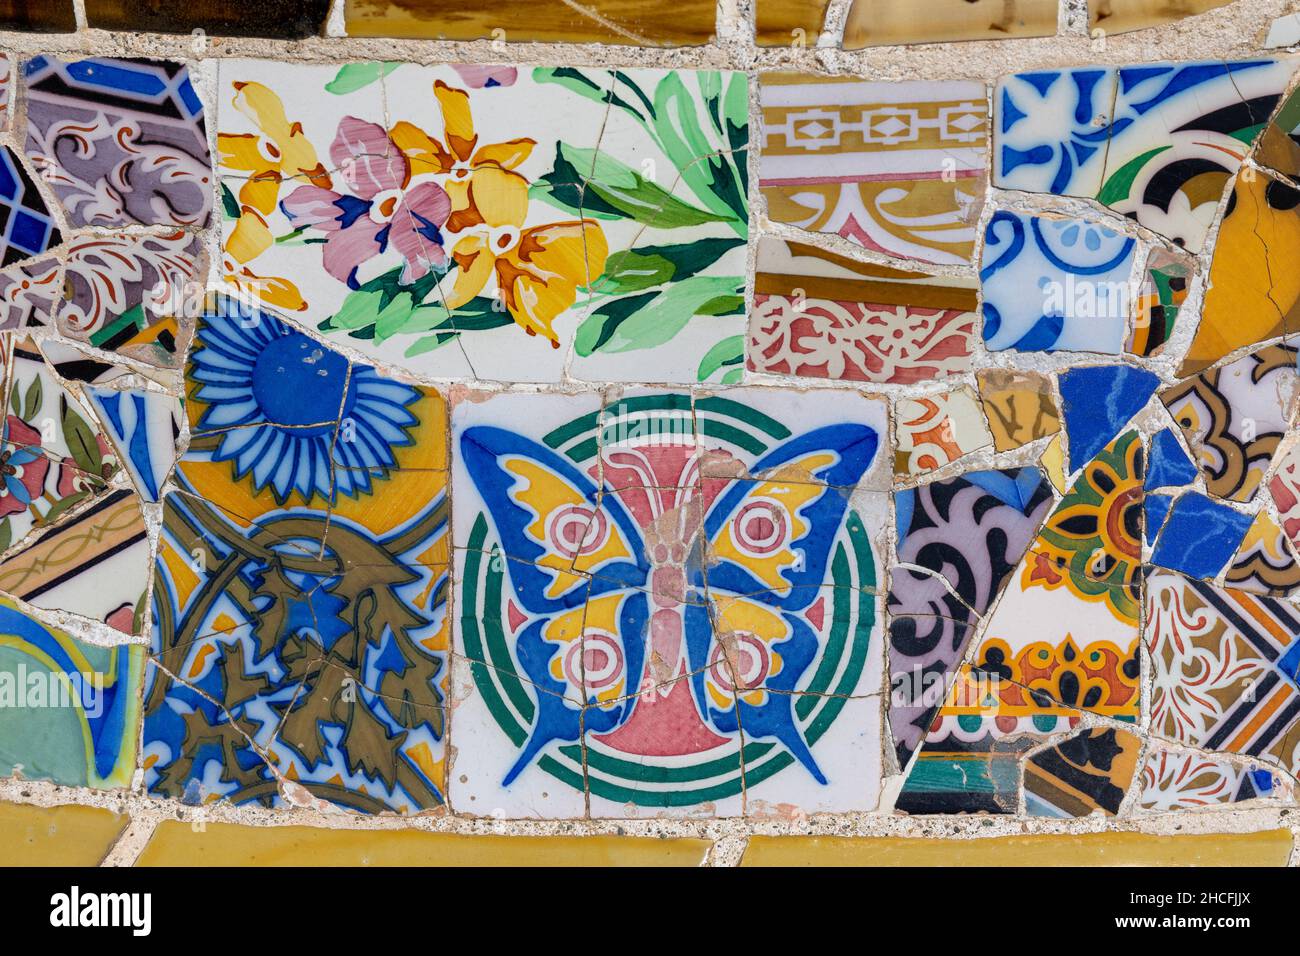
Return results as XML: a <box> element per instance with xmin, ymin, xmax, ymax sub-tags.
<box><xmin>842</xmin><ymin>0</ymin><xmax>1058</xmax><ymax>48</ymax></box>
<box><xmin>756</xmin><ymin>0</ymin><xmax>830</xmax><ymax>46</ymax></box>
<box><xmin>136</xmin><ymin>821</ymin><xmax>712</xmax><ymax>866</ymax></box>
<box><xmin>977</xmin><ymin>369</ymin><xmax>1060</xmax><ymax>452</ymax></box>
<box><xmin>1089</xmin><ymin>0</ymin><xmax>1233</xmax><ymax>35</ymax></box>
<box><xmin>741</xmin><ymin>830</ymin><xmax>1294</xmax><ymax>866</ymax></box>
<box><xmin>1178</xmin><ymin>169</ymin><xmax>1300</xmax><ymax>377</ymax></box>
<box><xmin>1041</xmin><ymin>433</ymin><xmax>1068</xmax><ymax>492</ymax></box>
<box><xmin>343</xmin><ymin>0</ymin><xmax>716</xmax><ymax>45</ymax></box>
<box><xmin>0</xmin><ymin>802</ymin><xmax>127</xmax><ymax>866</ymax></box>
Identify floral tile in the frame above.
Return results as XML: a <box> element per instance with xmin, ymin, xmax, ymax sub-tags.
<box><xmin>342</xmin><ymin>0</ymin><xmax>718</xmax><ymax>45</ymax></box>
<box><xmin>748</xmin><ymin>236</ymin><xmax>979</xmax><ymax>385</ymax></box>
<box><xmin>1145</xmin><ymin>427</ymin><xmax>1197</xmax><ymax>490</ymax></box>
<box><xmin>85</xmin><ymin>387</ymin><xmax>181</xmax><ymax>502</ymax></box>
<box><xmin>54</xmin><ymin>232</ymin><xmax>207</xmax><ymax>369</ymax></box>
<box><xmin>888</xmin><ymin>467</ymin><xmax>1053</xmax><ymax>763</ymax></box>
<box><xmin>1162</xmin><ymin>343</ymin><xmax>1299</xmax><ymax>502</ymax></box>
<box><xmin>758</xmin><ymin>74</ymin><xmax>987</xmax><ymax>265</ymax></box>
<box><xmin>0</xmin><ymin>488</ymin><xmax>148</xmax><ymax>633</ymax></box>
<box><xmin>451</xmin><ymin>388</ymin><xmax>887</xmax><ymax>817</ymax></box>
<box><xmin>1150</xmin><ymin>491</ymin><xmax>1254</xmax><ymax>580</ymax></box>
<box><xmin>144</xmin><ymin>305</ymin><xmax>450</xmax><ymax>812</ymax></box>
<box><xmin>1146</xmin><ymin>570</ymin><xmax>1300</xmax><ymax>774</ymax></box>
<box><xmin>0</xmin><ymin>341</ymin><xmax>119</xmax><ymax>553</ymax></box>
<box><xmin>1178</xmin><ymin>169</ymin><xmax>1300</xmax><ymax>377</ymax></box>
<box><xmin>894</xmin><ymin>385</ymin><xmax>994</xmax><ymax>478</ymax></box>
<box><xmin>841</xmin><ymin>0</ymin><xmax>1058</xmax><ymax>47</ymax></box>
<box><xmin>1127</xmin><ymin>249</ymin><xmax>1191</xmax><ymax>356</ymax></box>
<box><xmin>0</xmin><ymin>258</ymin><xmax>60</xmax><ymax>330</ymax></box>
<box><xmin>84</xmin><ymin>0</ymin><xmax>331</xmax><ymax>39</ymax></box>
<box><xmin>1024</xmin><ymin>727</ymin><xmax>1140</xmax><ymax>817</ymax></box>
<box><xmin>217</xmin><ymin>61</ymin><xmax>747</xmax><ymax>385</ymax></box>
<box><xmin>0</xmin><ymin>597</ymin><xmax>142</xmax><ymax>788</ymax></box>
<box><xmin>980</xmin><ymin>210</ymin><xmax>1138</xmax><ymax>353</ymax></box>
<box><xmin>1058</xmin><ymin>364</ymin><xmax>1159</xmax><ymax>471</ymax></box>
<box><xmin>0</xmin><ymin>145</ymin><xmax>62</xmax><ymax>265</ymax></box>
<box><xmin>24</xmin><ymin>56</ymin><xmax>212</xmax><ymax>229</ymax></box>
<box><xmin>976</xmin><ymin>370</ymin><xmax>1060</xmax><ymax>453</ymax></box>
<box><xmin>1089</xmin><ymin>0</ymin><xmax>1234</xmax><ymax>34</ymax></box>
<box><xmin>1226</xmin><ymin>509</ymin><xmax>1300</xmax><ymax>597</ymax></box>
<box><xmin>994</xmin><ymin>59</ymin><xmax>1294</xmax><ymax>251</ymax></box>
<box><xmin>1138</xmin><ymin>747</ymin><xmax>1287</xmax><ymax>811</ymax></box>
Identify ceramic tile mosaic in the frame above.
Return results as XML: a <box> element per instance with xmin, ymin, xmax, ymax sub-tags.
<box><xmin>2</xmin><ymin>1</ymin><xmax>1300</xmax><ymax>870</ymax></box>
<box><xmin>759</xmin><ymin>74</ymin><xmax>987</xmax><ymax>265</ymax></box>
<box><xmin>749</xmin><ymin>236</ymin><xmax>979</xmax><ymax>385</ymax></box>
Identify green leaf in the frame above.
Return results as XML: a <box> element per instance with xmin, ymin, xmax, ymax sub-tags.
<box><xmin>0</xmin><ymin>518</ymin><xmax>12</xmax><ymax>554</ymax></box>
<box><xmin>593</xmin><ymin>237</ymin><xmax>745</xmax><ymax>295</ymax></box>
<box><xmin>9</xmin><ymin>380</ymin><xmax>21</xmax><ymax>421</ymax></box>
<box><xmin>575</xmin><ymin>275</ymin><xmax>742</xmax><ymax>356</ymax></box>
<box><xmin>326</xmin><ymin>62</ymin><xmax>401</xmax><ymax>95</ymax></box>
<box><xmin>62</xmin><ymin>402</ymin><xmax>103</xmax><ymax>477</ymax></box>
<box><xmin>696</xmin><ymin>334</ymin><xmax>744</xmax><ymax>382</ymax></box>
<box><xmin>533</xmin><ymin>67</ymin><xmax>612</xmax><ymax>105</ymax></box>
<box><xmin>572</xmin><ymin>145</ymin><xmax>730</xmax><ymax>229</ymax></box>
<box><xmin>23</xmin><ymin>376</ymin><xmax>42</xmax><ymax>424</ymax></box>
<box><xmin>220</xmin><ymin>182</ymin><xmax>241</xmax><ymax>220</ymax></box>
<box><xmin>650</xmin><ymin>74</ymin><xmax>747</xmax><ymax>227</ymax></box>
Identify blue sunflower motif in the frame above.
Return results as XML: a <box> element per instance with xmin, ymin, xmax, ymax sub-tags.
<box><xmin>190</xmin><ymin>299</ymin><xmax>420</xmax><ymax>504</ymax></box>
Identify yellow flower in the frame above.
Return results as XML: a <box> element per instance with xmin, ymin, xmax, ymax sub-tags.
<box><xmin>217</xmin><ymin>82</ymin><xmax>330</xmax><ymax>307</ymax></box>
<box><xmin>390</xmin><ymin>81</ymin><xmax>535</xmax><ymax>233</ymax></box>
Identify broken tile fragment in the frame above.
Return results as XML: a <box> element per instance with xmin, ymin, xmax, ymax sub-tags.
<box><xmin>0</xmin><ymin>599</ymin><xmax>142</xmax><ymax>788</ymax></box>
<box><xmin>24</xmin><ymin>56</ymin><xmax>213</xmax><ymax>229</ymax></box>
<box><xmin>0</xmin><ymin>258</ymin><xmax>61</xmax><ymax>330</ymax></box>
<box><xmin>0</xmin><ymin>802</ymin><xmax>127</xmax><ymax>866</ymax></box>
<box><xmin>0</xmin><ymin>146</ymin><xmax>62</xmax><ymax>266</ymax></box>
<box><xmin>749</xmin><ymin>236</ymin><xmax>979</xmax><ymax>385</ymax></box>
<box><xmin>1089</xmin><ymin>0</ymin><xmax>1233</xmax><ymax>34</ymax></box>
<box><xmin>759</xmin><ymin>73</ymin><xmax>987</xmax><ymax>265</ymax></box>
<box><xmin>0</xmin><ymin>1</ymin><xmax>76</xmax><ymax>31</ymax></box>
<box><xmin>1151</xmin><ymin>493</ymin><xmax>1254</xmax><ymax>580</ymax></box>
<box><xmin>1162</xmin><ymin>344</ymin><xmax>1299</xmax><ymax>503</ymax></box>
<box><xmin>0</xmin><ymin>489</ymin><xmax>149</xmax><ymax>633</ymax></box>
<box><xmin>1178</xmin><ymin>169</ymin><xmax>1300</xmax><ymax>377</ymax></box>
<box><xmin>842</xmin><ymin>0</ymin><xmax>1057</xmax><ymax>47</ymax></box>
<box><xmin>86</xmin><ymin>388</ymin><xmax>181</xmax><ymax>502</ymax></box>
<box><xmin>1024</xmin><ymin>727</ymin><xmax>1140</xmax><ymax>817</ymax></box>
<box><xmin>976</xmin><ymin>369</ymin><xmax>1060</xmax><ymax>452</ymax></box>
<box><xmin>755</xmin><ymin>0</ymin><xmax>830</xmax><ymax>45</ymax></box>
<box><xmin>981</xmin><ymin>210</ymin><xmax>1137</xmax><ymax>353</ymax></box>
<box><xmin>1127</xmin><ymin>249</ymin><xmax>1191</xmax><ymax>356</ymax></box>
<box><xmin>85</xmin><ymin>0</ymin><xmax>331</xmax><ymax>39</ymax></box>
<box><xmin>1145</xmin><ymin>493</ymin><xmax>1173</xmax><ymax>546</ymax></box>
<box><xmin>1058</xmin><ymin>365</ymin><xmax>1159</xmax><ymax>472</ymax></box>
<box><xmin>1226</xmin><ymin>509</ymin><xmax>1300</xmax><ymax>597</ymax></box>
<box><xmin>996</xmin><ymin>59</ymin><xmax>1295</xmax><ymax>251</ymax></box>
<box><xmin>894</xmin><ymin>386</ymin><xmax>994</xmax><ymax>478</ymax></box>
<box><xmin>1147</xmin><ymin>570</ymin><xmax>1300</xmax><ymax>773</ymax></box>
<box><xmin>1139</xmin><ymin>746</ymin><xmax>1285</xmax><ymax>811</ymax></box>
<box><xmin>1145</xmin><ymin>427</ymin><xmax>1197</xmax><ymax>490</ymax></box>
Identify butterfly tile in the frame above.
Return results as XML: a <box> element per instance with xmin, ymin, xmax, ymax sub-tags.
<box><xmin>995</xmin><ymin>59</ymin><xmax>1295</xmax><ymax>251</ymax></box>
<box><xmin>0</xmin><ymin>598</ymin><xmax>141</xmax><ymax>789</ymax></box>
<box><xmin>1146</xmin><ymin>570</ymin><xmax>1300</xmax><ymax>774</ymax></box>
<box><xmin>1145</xmin><ymin>427</ymin><xmax>1197</xmax><ymax>490</ymax></box>
<box><xmin>759</xmin><ymin>74</ymin><xmax>987</xmax><ymax>265</ymax></box>
<box><xmin>1058</xmin><ymin>364</ymin><xmax>1159</xmax><ymax>471</ymax></box>
<box><xmin>0</xmin><ymin>489</ymin><xmax>148</xmax><ymax>633</ymax></box>
<box><xmin>1162</xmin><ymin>344</ymin><xmax>1299</xmax><ymax>503</ymax></box>
<box><xmin>842</xmin><ymin>0</ymin><xmax>1058</xmax><ymax>47</ymax></box>
<box><xmin>452</xmin><ymin>387</ymin><xmax>887</xmax><ymax>817</ymax></box>
<box><xmin>980</xmin><ymin>210</ymin><xmax>1138</xmax><ymax>353</ymax></box>
<box><xmin>1138</xmin><ymin>747</ymin><xmax>1287</xmax><ymax>811</ymax></box>
<box><xmin>1024</xmin><ymin>727</ymin><xmax>1140</xmax><ymax>817</ymax></box>
<box><xmin>1127</xmin><ymin>249</ymin><xmax>1192</xmax><ymax>357</ymax></box>
<box><xmin>1225</xmin><ymin>509</ymin><xmax>1300</xmax><ymax>597</ymax></box>
<box><xmin>889</xmin><ymin>467</ymin><xmax>1053</xmax><ymax>763</ymax></box>
<box><xmin>85</xmin><ymin>387</ymin><xmax>181</xmax><ymax>503</ymax></box>
<box><xmin>55</xmin><ymin>232</ymin><xmax>207</xmax><ymax>369</ymax></box>
<box><xmin>343</xmin><ymin>0</ymin><xmax>717</xmax><ymax>45</ymax></box>
<box><xmin>1178</xmin><ymin>169</ymin><xmax>1300</xmax><ymax>377</ymax></box>
<box><xmin>145</xmin><ymin>322</ymin><xmax>450</xmax><ymax>811</ymax></box>
<box><xmin>894</xmin><ymin>385</ymin><xmax>994</xmax><ymax>478</ymax></box>
<box><xmin>24</xmin><ymin>56</ymin><xmax>212</xmax><ymax>229</ymax></box>
<box><xmin>749</xmin><ymin>236</ymin><xmax>979</xmax><ymax>386</ymax></box>
<box><xmin>1150</xmin><ymin>492</ymin><xmax>1254</xmax><ymax>580</ymax></box>
<box><xmin>976</xmin><ymin>369</ymin><xmax>1060</xmax><ymax>452</ymax></box>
